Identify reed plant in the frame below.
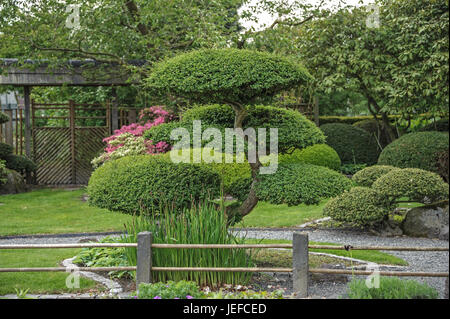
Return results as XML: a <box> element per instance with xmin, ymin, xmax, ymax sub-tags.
<box><xmin>119</xmin><ymin>201</ymin><xmax>254</xmax><ymax>287</ymax></box>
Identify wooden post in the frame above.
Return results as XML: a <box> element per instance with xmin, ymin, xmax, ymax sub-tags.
<box><xmin>69</xmin><ymin>100</ymin><xmax>76</xmax><ymax>184</ymax></box>
<box><xmin>136</xmin><ymin>231</ymin><xmax>152</xmax><ymax>289</ymax></box>
<box><xmin>293</xmin><ymin>232</ymin><xmax>309</xmax><ymax>298</ymax></box>
<box><xmin>24</xmin><ymin>86</ymin><xmax>32</xmax><ymax>159</ymax></box>
<box><xmin>111</xmin><ymin>88</ymin><xmax>119</xmax><ymax>133</ymax></box>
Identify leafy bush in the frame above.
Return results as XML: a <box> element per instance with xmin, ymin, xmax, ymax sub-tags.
<box><xmin>319</xmin><ymin>115</ymin><xmax>399</xmax><ymax>126</ymax></box>
<box><xmin>137</xmin><ymin>281</ymin><xmax>204</xmax><ymax>299</ymax></box>
<box><xmin>161</xmin><ymin>148</ymin><xmax>251</xmax><ymax>196</ymax></box>
<box><xmin>279</xmin><ymin>144</ymin><xmax>341</xmax><ymax>170</ymax></box>
<box><xmin>346</xmin><ymin>277</ymin><xmax>439</xmax><ymax>299</ymax></box>
<box><xmin>145</xmin><ymin>49</ymin><xmax>312</xmax><ymax>104</ymax></box>
<box><xmin>352</xmin><ymin>165</ymin><xmax>399</xmax><ymax>187</ymax></box>
<box><xmin>4</xmin><ymin>155</ymin><xmax>37</xmax><ymax>174</ymax></box>
<box><xmin>256</xmin><ymin>163</ymin><xmax>353</xmax><ymax>206</ymax></box>
<box><xmin>378</xmin><ymin>131</ymin><xmax>449</xmax><ymax>173</ymax></box>
<box><xmin>121</xmin><ymin>201</ymin><xmax>254</xmax><ymax>286</ymax></box>
<box><xmin>73</xmin><ymin>237</ymin><xmax>132</xmax><ymax>279</ymax></box>
<box><xmin>420</xmin><ymin>118</ymin><xmax>449</xmax><ymax>132</ymax></box>
<box><xmin>372</xmin><ymin>168</ymin><xmax>449</xmax><ymax>204</ymax></box>
<box><xmin>323</xmin><ymin>187</ymin><xmax>394</xmax><ymax>227</ymax></box>
<box><xmin>353</xmin><ymin>119</ymin><xmax>389</xmax><ymax>148</ymax></box>
<box><xmin>340</xmin><ymin>163</ymin><xmax>367</xmax><ymax>175</ymax></box>
<box><xmin>146</xmin><ymin>104</ymin><xmax>326</xmax><ymax>154</ymax></box>
<box><xmin>87</xmin><ymin>155</ymin><xmax>221</xmax><ymax>215</ymax></box>
<box><xmin>320</xmin><ymin>123</ymin><xmax>380</xmax><ymax>165</ymax></box>
<box><xmin>0</xmin><ymin>112</ymin><xmax>9</xmax><ymax>125</ymax></box>
<box><xmin>0</xmin><ymin>142</ymin><xmax>13</xmax><ymax>159</ymax></box>
<box><xmin>436</xmin><ymin>149</ymin><xmax>449</xmax><ymax>183</ymax></box>
<box><xmin>0</xmin><ymin>160</ymin><xmax>8</xmax><ymax>185</ymax></box>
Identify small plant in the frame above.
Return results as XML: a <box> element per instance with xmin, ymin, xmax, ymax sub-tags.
<box><xmin>136</xmin><ymin>281</ymin><xmax>204</xmax><ymax>299</ymax></box>
<box><xmin>345</xmin><ymin>277</ymin><xmax>439</xmax><ymax>299</ymax></box>
<box><xmin>14</xmin><ymin>288</ymin><xmax>31</xmax><ymax>299</ymax></box>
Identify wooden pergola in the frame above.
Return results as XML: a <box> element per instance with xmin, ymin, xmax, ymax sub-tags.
<box><xmin>0</xmin><ymin>59</ymin><xmax>141</xmax><ymax>160</ymax></box>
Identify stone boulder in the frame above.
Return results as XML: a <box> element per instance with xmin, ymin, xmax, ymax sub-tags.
<box><xmin>0</xmin><ymin>169</ymin><xmax>26</xmax><ymax>195</ymax></box>
<box><xmin>402</xmin><ymin>201</ymin><xmax>449</xmax><ymax>240</ymax></box>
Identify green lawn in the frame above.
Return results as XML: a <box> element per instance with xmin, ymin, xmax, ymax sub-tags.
<box><xmin>0</xmin><ymin>188</ymin><xmax>132</xmax><ymax>236</ymax></box>
<box><xmin>238</xmin><ymin>200</ymin><xmax>327</xmax><ymax>228</ymax></box>
<box><xmin>244</xmin><ymin>238</ymin><xmax>408</xmax><ymax>266</ymax></box>
<box><xmin>0</xmin><ymin>248</ymin><xmax>102</xmax><ymax>295</ymax></box>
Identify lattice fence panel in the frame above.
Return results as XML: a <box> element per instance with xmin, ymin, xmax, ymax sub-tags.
<box><xmin>74</xmin><ymin>128</ymin><xmax>108</xmax><ymax>184</ymax></box>
<box><xmin>33</xmin><ymin>128</ymin><xmax>72</xmax><ymax>184</ymax></box>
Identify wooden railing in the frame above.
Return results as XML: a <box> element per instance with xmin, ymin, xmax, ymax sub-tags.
<box><xmin>0</xmin><ymin>232</ymin><xmax>448</xmax><ymax>298</ymax></box>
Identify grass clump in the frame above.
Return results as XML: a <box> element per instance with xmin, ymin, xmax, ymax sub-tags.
<box><xmin>345</xmin><ymin>277</ymin><xmax>439</xmax><ymax>299</ymax></box>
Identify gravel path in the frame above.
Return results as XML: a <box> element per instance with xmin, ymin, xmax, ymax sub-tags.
<box><xmin>1</xmin><ymin>229</ymin><xmax>448</xmax><ymax>299</ymax></box>
<box><xmin>232</xmin><ymin>228</ymin><xmax>449</xmax><ymax>299</ymax></box>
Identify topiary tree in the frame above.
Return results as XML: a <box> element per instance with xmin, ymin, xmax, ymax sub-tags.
<box><xmin>278</xmin><ymin>144</ymin><xmax>341</xmax><ymax>171</ymax></box>
<box><xmin>352</xmin><ymin>165</ymin><xmax>399</xmax><ymax>187</ymax></box>
<box><xmin>145</xmin><ymin>104</ymin><xmax>325</xmax><ymax>154</ymax></box>
<box><xmin>320</xmin><ymin>123</ymin><xmax>380</xmax><ymax>165</ymax></box>
<box><xmin>144</xmin><ymin>48</ymin><xmax>321</xmax><ymax>218</ymax></box>
<box><xmin>378</xmin><ymin>131</ymin><xmax>449</xmax><ymax>173</ymax></box>
<box><xmin>372</xmin><ymin>168</ymin><xmax>449</xmax><ymax>204</ymax></box>
<box><xmin>323</xmin><ymin>187</ymin><xmax>395</xmax><ymax>228</ymax></box>
<box><xmin>353</xmin><ymin>119</ymin><xmax>389</xmax><ymax>148</ymax></box>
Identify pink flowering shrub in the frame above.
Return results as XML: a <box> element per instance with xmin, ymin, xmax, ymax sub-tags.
<box><xmin>92</xmin><ymin>106</ymin><xmax>173</xmax><ymax>167</ymax></box>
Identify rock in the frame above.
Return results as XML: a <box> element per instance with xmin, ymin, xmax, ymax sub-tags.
<box><xmin>379</xmin><ymin>220</ymin><xmax>404</xmax><ymax>237</ymax></box>
<box><xmin>401</xmin><ymin>201</ymin><xmax>449</xmax><ymax>240</ymax></box>
<box><xmin>78</xmin><ymin>237</ymin><xmax>99</xmax><ymax>243</ymax></box>
<box><xmin>0</xmin><ymin>169</ymin><xmax>26</xmax><ymax>195</ymax></box>
<box><xmin>445</xmin><ymin>277</ymin><xmax>449</xmax><ymax>299</ymax></box>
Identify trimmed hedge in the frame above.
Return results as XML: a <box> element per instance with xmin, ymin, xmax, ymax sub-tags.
<box><xmin>377</xmin><ymin>131</ymin><xmax>449</xmax><ymax>173</ymax></box>
<box><xmin>323</xmin><ymin>187</ymin><xmax>394</xmax><ymax>227</ymax></box>
<box><xmin>145</xmin><ymin>49</ymin><xmax>312</xmax><ymax>104</ymax></box>
<box><xmin>87</xmin><ymin>155</ymin><xmax>222</xmax><ymax>215</ymax></box>
<box><xmin>320</xmin><ymin>123</ymin><xmax>380</xmax><ymax>165</ymax></box>
<box><xmin>372</xmin><ymin>168</ymin><xmax>449</xmax><ymax>204</ymax></box>
<box><xmin>319</xmin><ymin>115</ymin><xmax>399</xmax><ymax>126</ymax></box>
<box><xmin>255</xmin><ymin>163</ymin><xmax>353</xmax><ymax>206</ymax></box>
<box><xmin>0</xmin><ymin>142</ymin><xmax>13</xmax><ymax>159</ymax></box>
<box><xmin>0</xmin><ymin>112</ymin><xmax>9</xmax><ymax>125</ymax></box>
<box><xmin>352</xmin><ymin>165</ymin><xmax>399</xmax><ymax>187</ymax></box>
<box><xmin>161</xmin><ymin>148</ymin><xmax>252</xmax><ymax>196</ymax></box>
<box><xmin>353</xmin><ymin>119</ymin><xmax>389</xmax><ymax>148</ymax></box>
<box><xmin>145</xmin><ymin>104</ymin><xmax>326</xmax><ymax>154</ymax></box>
<box><xmin>420</xmin><ymin>118</ymin><xmax>449</xmax><ymax>132</ymax></box>
<box><xmin>278</xmin><ymin>144</ymin><xmax>341</xmax><ymax>171</ymax></box>
<box><xmin>4</xmin><ymin>154</ymin><xmax>36</xmax><ymax>174</ymax></box>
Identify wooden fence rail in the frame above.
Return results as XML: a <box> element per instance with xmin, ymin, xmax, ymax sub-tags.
<box><xmin>0</xmin><ymin>232</ymin><xmax>448</xmax><ymax>298</ymax></box>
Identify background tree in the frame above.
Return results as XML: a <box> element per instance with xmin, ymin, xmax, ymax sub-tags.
<box><xmin>144</xmin><ymin>48</ymin><xmax>323</xmax><ymax>218</ymax></box>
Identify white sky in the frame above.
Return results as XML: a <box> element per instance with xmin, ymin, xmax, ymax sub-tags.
<box><xmin>239</xmin><ymin>0</ymin><xmax>375</xmax><ymax>31</ymax></box>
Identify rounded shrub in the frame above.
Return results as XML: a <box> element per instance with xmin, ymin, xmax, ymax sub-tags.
<box><xmin>323</xmin><ymin>187</ymin><xmax>394</xmax><ymax>227</ymax></box>
<box><xmin>320</xmin><ymin>123</ymin><xmax>380</xmax><ymax>165</ymax></box>
<box><xmin>87</xmin><ymin>155</ymin><xmax>222</xmax><ymax>215</ymax></box>
<box><xmin>378</xmin><ymin>131</ymin><xmax>449</xmax><ymax>173</ymax></box>
<box><xmin>0</xmin><ymin>142</ymin><xmax>13</xmax><ymax>159</ymax></box>
<box><xmin>352</xmin><ymin>165</ymin><xmax>399</xmax><ymax>187</ymax></box>
<box><xmin>145</xmin><ymin>48</ymin><xmax>312</xmax><ymax>104</ymax></box>
<box><xmin>420</xmin><ymin>118</ymin><xmax>449</xmax><ymax>132</ymax></box>
<box><xmin>353</xmin><ymin>119</ymin><xmax>388</xmax><ymax>147</ymax></box>
<box><xmin>372</xmin><ymin>168</ymin><xmax>449</xmax><ymax>203</ymax></box>
<box><xmin>161</xmin><ymin>148</ymin><xmax>251</xmax><ymax>196</ymax></box>
<box><xmin>255</xmin><ymin>163</ymin><xmax>354</xmax><ymax>206</ymax></box>
<box><xmin>148</xmin><ymin>104</ymin><xmax>326</xmax><ymax>154</ymax></box>
<box><xmin>0</xmin><ymin>112</ymin><xmax>9</xmax><ymax>125</ymax></box>
<box><xmin>279</xmin><ymin>144</ymin><xmax>341</xmax><ymax>170</ymax></box>
<box><xmin>4</xmin><ymin>155</ymin><xmax>37</xmax><ymax>174</ymax></box>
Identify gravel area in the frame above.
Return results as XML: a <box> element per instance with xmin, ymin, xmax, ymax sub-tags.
<box><xmin>232</xmin><ymin>228</ymin><xmax>449</xmax><ymax>299</ymax></box>
<box><xmin>1</xmin><ymin>229</ymin><xmax>448</xmax><ymax>299</ymax></box>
